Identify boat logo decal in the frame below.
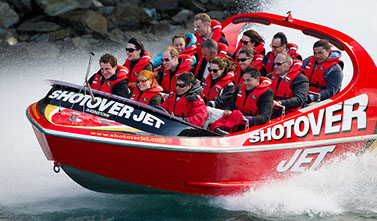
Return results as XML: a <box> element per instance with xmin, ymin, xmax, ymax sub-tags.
<box><xmin>48</xmin><ymin>90</ymin><xmax>166</xmax><ymax>129</ymax></box>
<box><xmin>277</xmin><ymin>145</ymin><xmax>335</xmax><ymax>173</ymax></box>
<box><xmin>249</xmin><ymin>94</ymin><xmax>368</xmax><ymax>143</ymax></box>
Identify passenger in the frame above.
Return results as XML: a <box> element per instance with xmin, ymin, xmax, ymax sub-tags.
<box><xmin>210</xmin><ymin>66</ymin><xmax>273</xmax><ymax>133</ymax></box>
<box><xmin>267</xmin><ymin>52</ymin><xmax>309</xmax><ymax>118</ymax></box>
<box><xmin>89</xmin><ymin>53</ymin><xmax>130</xmax><ymax>98</ymax></box>
<box><xmin>159</xmin><ymin>72</ymin><xmax>207</xmax><ymax>127</ymax></box>
<box><xmin>234</xmin><ymin>48</ymin><xmax>267</xmax><ymax>86</ymax></box>
<box><xmin>123</xmin><ymin>37</ymin><xmax>153</xmax><ymax>83</ymax></box>
<box><xmin>233</xmin><ymin>29</ymin><xmax>265</xmax><ymax>60</ymax></box>
<box><xmin>202</xmin><ymin>56</ymin><xmax>236</xmax><ymax>109</ymax></box>
<box><xmin>194</xmin><ymin>13</ymin><xmax>228</xmax><ymax>58</ymax></box>
<box><xmin>157</xmin><ymin>46</ymin><xmax>194</xmax><ymax>93</ymax></box>
<box><xmin>129</xmin><ymin>70</ymin><xmax>163</xmax><ymax>107</ymax></box>
<box><xmin>194</xmin><ymin>39</ymin><xmax>231</xmax><ymax>84</ymax></box>
<box><xmin>262</xmin><ymin>32</ymin><xmax>302</xmax><ymax>74</ymax></box>
<box><xmin>150</xmin><ymin>32</ymin><xmax>197</xmax><ymax>68</ymax></box>
<box><xmin>302</xmin><ymin>39</ymin><xmax>344</xmax><ymax>103</ymax></box>
<box><xmin>194</xmin><ymin>39</ymin><xmax>218</xmax><ymax>84</ymax></box>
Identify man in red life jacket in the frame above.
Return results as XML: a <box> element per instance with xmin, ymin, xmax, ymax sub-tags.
<box><xmin>267</xmin><ymin>52</ymin><xmax>309</xmax><ymax>118</ymax></box>
<box><xmin>210</xmin><ymin>66</ymin><xmax>273</xmax><ymax>133</ymax></box>
<box><xmin>302</xmin><ymin>39</ymin><xmax>344</xmax><ymax>103</ymax></box>
<box><xmin>194</xmin><ymin>39</ymin><xmax>218</xmax><ymax>84</ymax></box>
<box><xmin>157</xmin><ymin>46</ymin><xmax>194</xmax><ymax>93</ymax></box>
<box><xmin>159</xmin><ymin>72</ymin><xmax>207</xmax><ymax>127</ymax></box>
<box><xmin>194</xmin><ymin>13</ymin><xmax>228</xmax><ymax>58</ymax></box>
<box><xmin>262</xmin><ymin>32</ymin><xmax>302</xmax><ymax>74</ymax></box>
<box><xmin>89</xmin><ymin>53</ymin><xmax>130</xmax><ymax>98</ymax></box>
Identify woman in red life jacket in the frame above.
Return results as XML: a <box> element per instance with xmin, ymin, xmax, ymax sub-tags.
<box><xmin>88</xmin><ymin>53</ymin><xmax>130</xmax><ymax>98</ymax></box>
<box><xmin>202</xmin><ymin>56</ymin><xmax>236</xmax><ymax>109</ymax></box>
<box><xmin>129</xmin><ymin>70</ymin><xmax>163</xmax><ymax>107</ymax></box>
<box><xmin>233</xmin><ymin>29</ymin><xmax>265</xmax><ymax>60</ymax></box>
<box><xmin>159</xmin><ymin>72</ymin><xmax>207</xmax><ymax>127</ymax></box>
<box><xmin>234</xmin><ymin>48</ymin><xmax>267</xmax><ymax>86</ymax></box>
<box><xmin>211</xmin><ymin>66</ymin><xmax>273</xmax><ymax>133</ymax></box>
<box><xmin>123</xmin><ymin>37</ymin><xmax>153</xmax><ymax>83</ymax></box>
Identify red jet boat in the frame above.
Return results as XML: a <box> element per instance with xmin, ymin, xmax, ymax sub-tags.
<box><xmin>26</xmin><ymin>12</ymin><xmax>377</xmax><ymax>196</ymax></box>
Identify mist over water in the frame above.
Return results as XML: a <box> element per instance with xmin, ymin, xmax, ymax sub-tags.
<box><xmin>1</xmin><ymin>0</ymin><xmax>376</xmax><ymax>219</ymax></box>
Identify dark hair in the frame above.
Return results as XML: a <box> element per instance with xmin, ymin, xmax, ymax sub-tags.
<box><xmin>177</xmin><ymin>72</ymin><xmax>195</xmax><ymax>85</ymax></box>
<box><xmin>243</xmin><ymin>66</ymin><xmax>261</xmax><ymax>79</ymax></box>
<box><xmin>99</xmin><ymin>53</ymin><xmax>117</xmax><ymax>68</ymax></box>
<box><xmin>273</xmin><ymin>32</ymin><xmax>288</xmax><ymax>46</ymax></box>
<box><xmin>239</xmin><ymin>48</ymin><xmax>256</xmax><ymax>57</ymax></box>
<box><xmin>172</xmin><ymin>32</ymin><xmax>189</xmax><ymax>46</ymax></box>
<box><xmin>313</xmin><ymin>39</ymin><xmax>332</xmax><ymax>51</ymax></box>
<box><xmin>201</xmin><ymin>39</ymin><xmax>218</xmax><ymax>52</ymax></box>
<box><xmin>128</xmin><ymin>37</ymin><xmax>145</xmax><ymax>55</ymax></box>
<box><xmin>243</xmin><ymin>30</ymin><xmax>264</xmax><ymax>45</ymax></box>
<box><xmin>211</xmin><ymin>56</ymin><xmax>237</xmax><ymax>72</ymax></box>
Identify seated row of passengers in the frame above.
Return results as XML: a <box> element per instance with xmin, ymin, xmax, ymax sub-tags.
<box><xmin>88</xmin><ymin>12</ymin><xmax>344</xmax><ymax>133</ymax></box>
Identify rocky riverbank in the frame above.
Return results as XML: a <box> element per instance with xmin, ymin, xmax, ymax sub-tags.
<box><xmin>0</xmin><ymin>0</ymin><xmax>262</xmax><ymax>47</ymax></box>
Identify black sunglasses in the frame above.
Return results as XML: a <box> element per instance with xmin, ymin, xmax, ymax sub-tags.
<box><xmin>136</xmin><ymin>79</ymin><xmax>148</xmax><ymax>83</ymax></box>
<box><xmin>208</xmin><ymin>68</ymin><xmax>221</xmax><ymax>73</ymax></box>
<box><xmin>274</xmin><ymin>61</ymin><xmax>289</xmax><ymax>66</ymax></box>
<box><xmin>126</xmin><ymin>48</ymin><xmax>136</xmax><ymax>52</ymax></box>
<box><xmin>161</xmin><ymin>58</ymin><xmax>170</xmax><ymax>62</ymax></box>
<box><xmin>176</xmin><ymin>83</ymin><xmax>187</xmax><ymax>88</ymax></box>
<box><xmin>238</xmin><ymin>58</ymin><xmax>250</xmax><ymax>62</ymax></box>
<box><xmin>240</xmin><ymin>40</ymin><xmax>250</xmax><ymax>45</ymax></box>
<box><xmin>270</xmin><ymin>44</ymin><xmax>283</xmax><ymax>50</ymax></box>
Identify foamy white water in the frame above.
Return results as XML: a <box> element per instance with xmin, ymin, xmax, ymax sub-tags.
<box><xmin>213</xmin><ymin>0</ymin><xmax>377</xmax><ymax>218</ymax></box>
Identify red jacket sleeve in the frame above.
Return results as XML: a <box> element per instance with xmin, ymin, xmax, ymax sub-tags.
<box><xmin>186</xmin><ymin>97</ymin><xmax>207</xmax><ymax>127</ymax></box>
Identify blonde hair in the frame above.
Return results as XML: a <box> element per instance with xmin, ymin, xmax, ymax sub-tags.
<box><xmin>194</xmin><ymin>13</ymin><xmax>211</xmax><ymax>24</ymax></box>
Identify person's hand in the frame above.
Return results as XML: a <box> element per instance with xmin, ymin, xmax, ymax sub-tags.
<box><xmin>223</xmin><ymin>110</ymin><xmax>232</xmax><ymax>116</ymax></box>
<box><xmin>273</xmin><ymin>100</ymin><xmax>280</xmax><ymax>107</ymax></box>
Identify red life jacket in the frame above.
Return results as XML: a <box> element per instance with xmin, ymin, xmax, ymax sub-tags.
<box><xmin>196</xmin><ymin>19</ymin><xmax>224</xmax><ymax>58</ymax></box>
<box><xmin>90</xmin><ymin>65</ymin><xmax>129</xmax><ymax>93</ymax></box>
<box><xmin>129</xmin><ymin>84</ymin><xmax>163</xmax><ymax>105</ymax></box>
<box><xmin>235</xmin><ymin>77</ymin><xmax>271</xmax><ymax>115</ymax></box>
<box><xmin>304</xmin><ymin>52</ymin><xmax>343</xmax><ymax>92</ymax></box>
<box><xmin>234</xmin><ymin>41</ymin><xmax>265</xmax><ymax>63</ymax></box>
<box><xmin>160</xmin><ymin>56</ymin><xmax>194</xmax><ymax>93</ymax></box>
<box><xmin>265</xmin><ymin>42</ymin><xmax>302</xmax><ymax>73</ymax></box>
<box><xmin>180</xmin><ymin>44</ymin><xmax>197</xmax><ymax>57</ymax></box>
<box><xmin>202</xmin><ymin>71</ymin><xmax>234</xmax><ymax>100</ymax></box>
<box><xmin>123</xmin><ymin>52</ymin><xmax>152</xmax><ymax>83</ymax></box>
<box><xmin>165</xmin><ymin>92</ymin><xmax>190</xmax><ymax>117</ymax></box>
<box><xmin>269</xmin><ymin>60</ymin><xmax>303</xmax><ymax>113</ymax></box>
<box><xmin>233</xmin><ymin>54</ymin><xmax>266</xmax><ymax>85</ymax></box>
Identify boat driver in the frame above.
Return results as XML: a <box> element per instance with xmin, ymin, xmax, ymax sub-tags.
<box><xmin>88</xmin><ymin>53</ymin><xmax>130</xmax><ymax>98</ymax></box>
